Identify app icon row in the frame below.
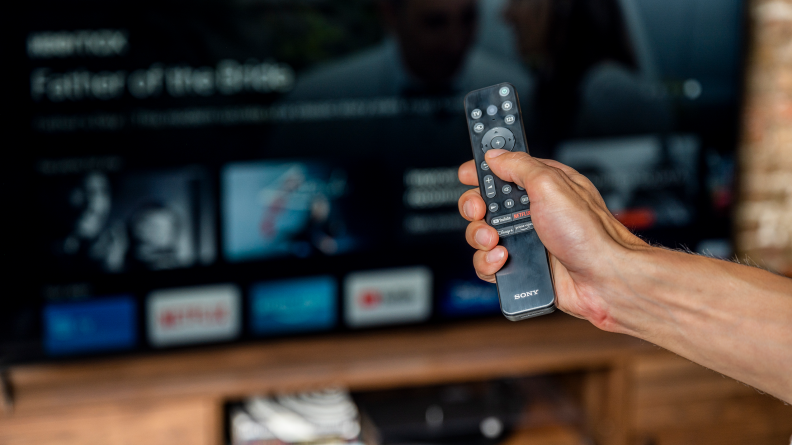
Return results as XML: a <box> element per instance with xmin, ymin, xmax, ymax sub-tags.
<box><xmin>43</xmin><ymin>266</ymin><xmax>500</xmax><ymax>356</ymax></box>
<box><xmin>44</xmin><ymin>266</ymin><xmax>502</xmax><ymax>356</ymax></box>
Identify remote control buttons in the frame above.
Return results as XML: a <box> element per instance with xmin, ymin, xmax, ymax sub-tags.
<box><xmin>504</xmin><ymin>198</ymin><xmax>515</xmax><ymax>209</ymax></box>
<box><xmin>504</xmin><ymin>115</ymin><xmax>515</xmax><ymax>125</ymax></box>
<box><xmin>481</xmin><ymin>127</ymin><xmax>516</xmax><ymax>152</ymax></box>
<box><xmin>481</xmin><ymin>161</ymin><xmax>489</xmax><ymax>171</ymax></box>
<box><xmin>495</xmin><ymin>222</ymin><xmax>533</xmax><ymax>239</ymax></box>
<box><xmin>502</xmin><ymin>184</ymin><xmax>512</xmax><ymax>194</ymax></box>
<box><xmin>483</xmin><ymin>175</ymin><xmax>496</xmax><ymax>198</ymax></box>
<box><xmin>514</xmin><ymin>221</ymin><xmax>534</xmax><ymax>234</ymax></box>
<box><xmin>491</xmin><ymin>214</ymin><xmax>513</xmax><ymax>225</ymax></box>
<box><xmin>499</xmin><ymin>86</ymin><xmax>510</xmax><ymax>97</ymax></box>
<box><xmin>502</xmin><ymin>101</ymin><xmax>513</xmax><ymax>111</ymax></box>
<box><xmin>473</xmin><ymin>123</ymin><xmax>485</xmax><ymax>133</ymax></box>
<box><xmin>487</xmin><ymin>105</ymin><xmax>498</xmax><ymax>116</ymax></box>
<box><xmin>517</xmin><ymin>185</ymin><xmax>524</xmax><ymax>190</ymax></box>
<box><xmin>512</xmin><ymin>209</ymin><xmax>531</xmax><ymax>221</ymax></box>
<box><xmin>471</xmin><ymin>109</ymin><xmax>482</xmax><ymax>119</ymax></box>
<box><xmin>488</xmin><ymin>202</ymin><xmax>499</xmax><ymax>212</ymax></box>
<box><xmin>520</xmin><ymin>195</ymin><xmax>530</xmax><ymax>205</ymax></box>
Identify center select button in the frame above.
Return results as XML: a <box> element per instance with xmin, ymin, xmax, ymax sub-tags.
<box><xmin>491</xmin><ymin>136</ymin><xmax>506</xmax><ymax>149</ymax></box>
<box><xmin>491</xmin><ymin>214</ymin><xmax>513</xmax><ymax>226</ymax></box>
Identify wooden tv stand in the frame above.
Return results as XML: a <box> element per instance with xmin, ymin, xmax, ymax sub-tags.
<box><xmin>1</xmin><ymin>313</ymin><xmax>789</xmax><ymax>445</ymax></box>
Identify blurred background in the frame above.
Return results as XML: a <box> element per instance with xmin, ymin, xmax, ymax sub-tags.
<box><xmin>1</xmin><ymin>0</ymin><xmax>791</xmax><ymax>444</ymax></box>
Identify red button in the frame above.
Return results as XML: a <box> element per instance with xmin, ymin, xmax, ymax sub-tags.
<box><xmin>512</xmin><ymin>210</ymin><xmax>531</xmax><ymax>221</ymax></box>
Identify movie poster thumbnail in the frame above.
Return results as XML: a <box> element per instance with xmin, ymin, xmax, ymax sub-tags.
<box><xmin>41</xmin><ymin>166</ymin><xmax>215</xmax><ymax>273</ymax></box>
<box><xmin>556</xmin><ymin>134</ymin><xmax>700</xmax><ymax>231</ymax></box>
<box><xmin>222</xmin><ymin>161</ymin><xmax>360</xmax><ymax>262</ymax></box>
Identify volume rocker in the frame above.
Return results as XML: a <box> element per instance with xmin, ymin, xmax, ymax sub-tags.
<box><xmin>483</xmin><ymin>175</ymin><xmax>496</xmax><ymax>198</ymax></box>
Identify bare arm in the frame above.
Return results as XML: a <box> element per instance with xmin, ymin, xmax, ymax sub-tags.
<box><xmin>458</xmin><ymin>149</ymin><xmax>792</xmax><ymax>403</ymax></box>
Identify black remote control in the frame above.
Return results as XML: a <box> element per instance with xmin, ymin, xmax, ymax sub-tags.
<box><xmin>463</xmin><ymin>83</ymin><xmax>556</xmax><ymax>321</ymax></box>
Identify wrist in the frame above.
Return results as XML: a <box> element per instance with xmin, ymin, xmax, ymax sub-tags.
<box><xmin>585</xmin><ymin>240</ymin><xmax>665</xmax><ymax>338</ymax></box>
<box><xmin>599</xmin><ymin>244</ymin><xmax>709</xmax><ymax>340</ymax></box>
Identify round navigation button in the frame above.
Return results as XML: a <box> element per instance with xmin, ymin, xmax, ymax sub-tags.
<box><xmin>499</xmin><ymin>86</ymin><xmax>510</xmax><ymax>97</ymax></box>
<box><xmin>486</xmin><ymin>105</ymin><xmax>498</xmax><ymax>116</ymax></box>
<box><xmin>480</xmin><ymin>127</ymin><xmax>516</xmax><ymax>152</ymax></box>
<box><xmin>504</xmin><ymin>115</ymin><xmax>515</xmax><ymax>125</ymax></box>
<box><xmin>504</xmin><ymin>199</ymin><xmax>515</xmax><ymax>209</ymax></box>
<box><xmin>471</xmin><ymin>109</ymin><xmax>482</xmax><ymax>119</ymax></box>
<box><xmin>502</xmin><ymin>184</ymin><xmax>512</xmax><ymax>194</ymax></box>
<box><xmin>488</xmin><ymin>202</ymin><xmax>499</xmax><ymax>213</ymax></box>
<box><xmin>520</xmin><ymin>195</ymin><xmax>530</xmax><ymax>205</ymax></box>
<box><xmin>502</xmin><ymin>101</ymin><xmax>513</xmax><ymax>111</ymax></box>
<box><xmin>473</xmin><ymin>123</ymin><xmax>485</xmax><ymax>133</ymax></box>
<box><xmin>481</xmin><ymin>161</ymin><xmax>489</xmax><ymax>171</ymax></box>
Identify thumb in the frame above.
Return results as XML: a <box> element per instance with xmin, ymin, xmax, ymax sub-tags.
<box><xmin>484</xmin><ymin>149</ymin><xmax>546</xmax><ymax>190</ymax></box>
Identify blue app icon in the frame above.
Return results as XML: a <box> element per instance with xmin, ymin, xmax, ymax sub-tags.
<box><xmin>442</xmin><ymin>279</ymin><xmax>500</xmax><ymax>317</ymax></box>
<box><xmin>43</xmin><ymin>296</ymin><xmax>137</xmax><ymax>355</ymax></box>
<box><xmin>250</xmin><ymin>276</ymin><xmax>337</xmax><ymax>336</ymax></box>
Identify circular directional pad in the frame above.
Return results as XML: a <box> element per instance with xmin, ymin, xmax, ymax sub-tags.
<box><xmin>480</xmin><ymin>127</ymin><xmax>516</xmax><ymax>153</ymax></box>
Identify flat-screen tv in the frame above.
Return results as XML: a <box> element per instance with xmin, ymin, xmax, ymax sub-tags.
<box><xmin>3</xmin><ymin>0</ymin><xmax>744</xmax><ymax>363</ymax></box>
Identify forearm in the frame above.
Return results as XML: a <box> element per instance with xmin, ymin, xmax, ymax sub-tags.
<box><xmin>608</xmin><ymin>247</ymin><xmax>792</xmax><ymax>402</ymax></box>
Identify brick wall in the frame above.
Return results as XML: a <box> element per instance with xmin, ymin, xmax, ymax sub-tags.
<box><xmin>736</xmin><ymin>0</ymin><xmax>792</xmax><ymax>276</ymax></box>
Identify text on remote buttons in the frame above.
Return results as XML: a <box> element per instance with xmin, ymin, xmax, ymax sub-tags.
<box><xmin>491</xmin><ymin>214</ymin><xmax>513</xmax><ymax>225</ymax></box>
<box><xmin>512</xmin><ymin>210</ymin><xmax>531</xmax><ymax>221</ymax></box>
<box><xmin>491</xmin><ymin>210</ymin><xmax>531</xmax><ymax>226</ymax></box>
<box><xmin>496</xmin><ymin>221</ymin><xmax>534</xmax><ymax>238</ymax></box>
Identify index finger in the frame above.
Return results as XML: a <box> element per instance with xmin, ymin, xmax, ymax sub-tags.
<box><xmin>458</xmin><ymin>160</ymin><xmax>479</xmax><ymax>186</ymax></box>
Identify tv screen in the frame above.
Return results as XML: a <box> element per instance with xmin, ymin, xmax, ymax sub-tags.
<box><xmin>2</xmin><ymin>0</ymin><xmax>744</xmax><ymax>362</ymax></box>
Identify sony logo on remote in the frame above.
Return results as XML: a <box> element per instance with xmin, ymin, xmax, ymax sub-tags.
<box><xmin>514</xmin><ymin>290</ymin><xmax>539</xmax><ymax>299</ymax></box>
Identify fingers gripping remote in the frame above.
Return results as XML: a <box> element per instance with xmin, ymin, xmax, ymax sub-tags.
<box><xmin>464</xmin><ymin>83</ymin><xmax>556</xmax><ymax>321</ymax></box>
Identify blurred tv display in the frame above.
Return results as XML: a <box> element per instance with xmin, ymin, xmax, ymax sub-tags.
<box><xmin>2</xmin><ymin>0</ymin><xmax>744</xmax><ymax>362</ymax></box>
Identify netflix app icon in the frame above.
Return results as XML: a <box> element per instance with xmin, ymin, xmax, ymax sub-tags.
<box><xmin>147</xmin><ymin>284</ymin><xmax>241</xmax><ymax>347</ymax></box>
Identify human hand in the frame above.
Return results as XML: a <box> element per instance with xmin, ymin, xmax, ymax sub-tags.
<box><xmin>457</xmin><ymin>149</ymin><xmax>650</xmax><ymax>330</ymax></box>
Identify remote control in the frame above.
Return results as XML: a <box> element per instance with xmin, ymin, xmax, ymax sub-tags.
<box><xmin>463</xmin><ymin>83</ymin><xmax>556</xmax><ymax>321</ymax></box>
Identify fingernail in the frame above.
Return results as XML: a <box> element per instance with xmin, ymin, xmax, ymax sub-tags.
<box><xmin>485</xmin><ymin>149</ymin><xmax>508</xmax><ymax>159</ymax></box>
<box><xmin>486</xmin><ymin>247</ymin><xmax>505</xmax><ymax>263</ymax></box>
<box><xmin>463</xmin><ymin>200</ymin><xmax>474</xmax><ymax>219</ymax></box>
<box><xmin>475</xmin><ymin>229</ymin><xmax>491</xmax><ymax>246</ymax></box>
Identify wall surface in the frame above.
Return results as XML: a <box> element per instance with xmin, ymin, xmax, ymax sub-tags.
<box><xmin>737</xmin><ymin>0</ymin><xmax>792</xmax><ymax>275</ymax></box>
